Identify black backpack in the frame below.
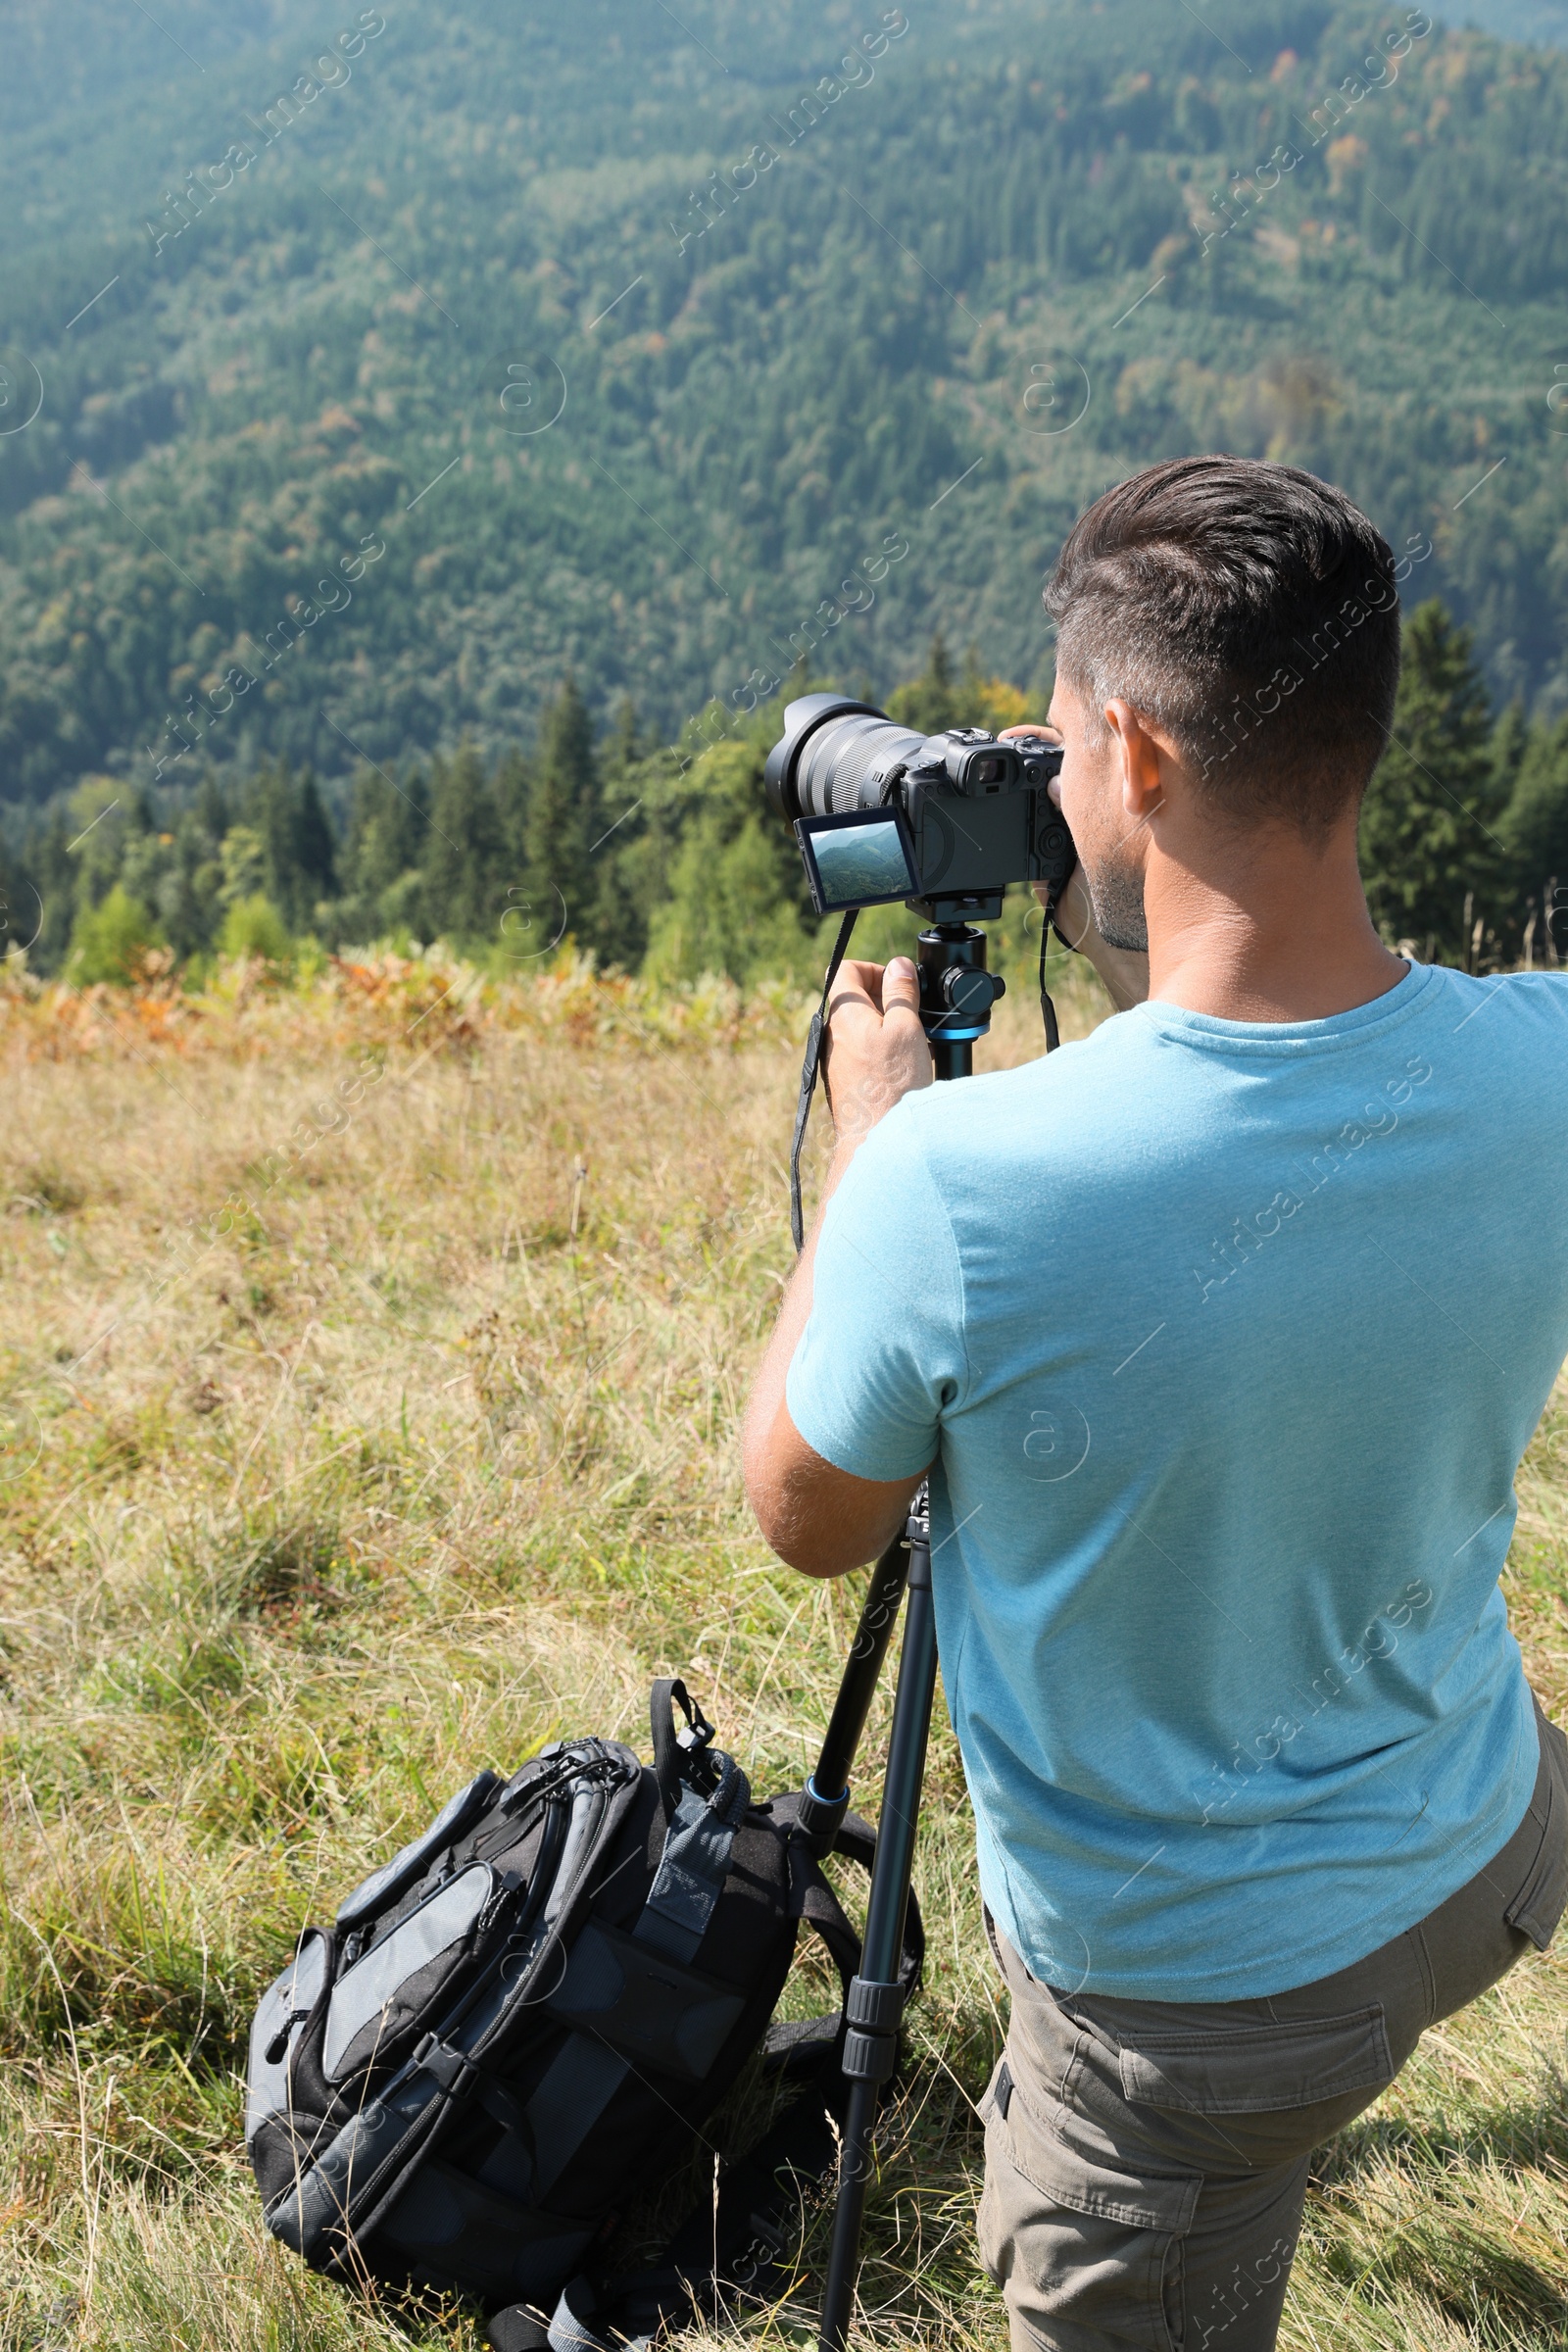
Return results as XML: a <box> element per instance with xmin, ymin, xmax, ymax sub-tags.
<box><xmin>245</xmin><ymin>1680</ymin><xmax>923</xmax><ymax>2349</ymax></box>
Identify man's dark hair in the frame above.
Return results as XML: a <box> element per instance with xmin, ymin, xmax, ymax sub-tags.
<box><xmin>1045</xmin><ymin>456</ymin><xmax>1401</xmax><ymax>833</ymax></box>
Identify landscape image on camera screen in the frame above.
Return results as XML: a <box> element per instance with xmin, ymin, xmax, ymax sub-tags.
<box><xmin>809</xmin><ymin>819</ymin><xmax>915</xmax><ymax>906</ymax></box>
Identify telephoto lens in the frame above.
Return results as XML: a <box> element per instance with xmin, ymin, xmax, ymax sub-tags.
<box><xmin>763</xmin><ymin>694</ymin><xmax>1062</xmax><ymax>823</ymax></box>
<box><xmin>763</xmin><ymin>693</ymin><xmax>1071</xmax><ymax>918</ymax></box>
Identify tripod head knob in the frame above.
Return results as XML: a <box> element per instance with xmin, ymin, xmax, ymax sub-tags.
<box><xmin>916</xmin><ymin>921</ymin><xmax>1003</xmax><ymax>1068</ymax></box>
<box><xmin>940</xmin><ymin>964</ymin><xmax>1005</xmax><ymax>1018</ymax></box>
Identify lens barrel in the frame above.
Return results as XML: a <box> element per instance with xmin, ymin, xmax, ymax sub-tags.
<box><xmin>764</xmin><ymin>695</ymin><xmax>1055</xmax><ymax>820</ymax></box>
<box><xmin>796</xmin><ymin>712</ymin><xmax>931</xmax><ymax>816</ymax></box>
<box><xmin>764</xmin><ymin>695</ymin><xmax>922</xmax><ymax>822</ymax></box>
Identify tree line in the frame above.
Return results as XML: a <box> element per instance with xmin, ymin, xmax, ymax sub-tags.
<box><xmin>3</xmin><ymin>606</ymin><xmax>1566</xmax><ymax>991</ymax></box>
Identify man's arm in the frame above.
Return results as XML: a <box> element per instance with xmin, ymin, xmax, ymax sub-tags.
<box><xmin>741</xmin><ymin>955</ymin><xmax>933</xmax><ymax>1578</ymax></box>
<box><xmin>743</xmin><ymin>824</ymin><xmax>1150</xmax><ymax>1580</ymax></box>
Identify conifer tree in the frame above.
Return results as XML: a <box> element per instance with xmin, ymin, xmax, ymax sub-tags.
<box><xmin>1502</xmin><ymin>712</ymin><xmax>1568</xmax><ymax>944</ymax></box>
<box><xmin>887</xmin><ymin>633</ymin><xmax>959</xmax><ymax>735</ymax></box>
<box><xmin>492</xmin><ymin>746</ymin><xmax>532</xmax><ymax>879</ymax></box>
<box><xmin>250</xmin><ymin>761</ymin><xmax>338</xmax><ymax>929</ymax></box>
<box><xmin>525</xmin><ymin>676</ymin><xmax>600</xmax><ymax>955</ymax></box>
<box><xmin>0</xmin><ymin>827</ymin><xmax>41</xmax><ymax>966</ymax></box>
<box><xmin>421</xmin><ymin>742</ymin><xmax>506</xmax><ymax>946</ymax></box>
<box><xmin>295</xmin><ymin>774</ymin><xmax>338</xmax><ymax>908</ymax></box>
<box><xmin>1358</xmin><ymin>602</ymin><xmax>1506</xmax><ymax>963</ymax></box>
<box><xmin>29</xmin><ymin>810</ymin><xmax>75</xmax><ymax>972</ymax></box>
<box><xmin>585</xmin><ymin>698</ymin><xmax>649</xmax><ymax>967</ymax></box>
<box><xmin>1491</xmin><ymin>702</ymin><xmax>1531</xmax><ymax>809</ymax></box>
<box><xmin>343</xmin><ymin>762</ymin><xmax>428</xmax><ymax>910</ymax></box>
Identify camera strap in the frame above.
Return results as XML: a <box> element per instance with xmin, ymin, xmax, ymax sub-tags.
<box><xmin>790</xmin><ymin>907</ymin><xmax>859</xmax><ymax>1254</ymax></box>
<box><xmin>1038</xmin><ymin>858</ymin><xmax>1078</xmax><ymax>1054</ymax></box>
<box><xmin>1039</xmin><ymin>888</ymin><xmax>1062</xmax><ymax>1054</ymax></box>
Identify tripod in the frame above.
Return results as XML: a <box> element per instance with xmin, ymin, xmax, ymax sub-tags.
<box><xmin>792</xmin><ymin>909</ymin><xmax>1014</xmax><ymax>2352</ymax></box>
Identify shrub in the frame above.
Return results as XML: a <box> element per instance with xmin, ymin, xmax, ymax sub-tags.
<box><xmin>219</xmin><ymin>896</ymin><xmax>292</xmax><ymax>964</ymax></box>
<box><xmin>69</xmin><ymin>885</ymin><xmax>163</xmax><ymax>985</ymax></box>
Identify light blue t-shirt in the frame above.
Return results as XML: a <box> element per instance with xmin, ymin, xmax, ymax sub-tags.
<box><xmin>787</xmin><ymin>962</ymin><xmax>1568</xmax><ymax>2000</ymax></box>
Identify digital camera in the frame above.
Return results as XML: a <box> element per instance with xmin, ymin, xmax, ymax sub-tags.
<box><xmin>762</xmin><ymin>692</ymin><xmax>1074</xmax><ymax>920</ymax></box>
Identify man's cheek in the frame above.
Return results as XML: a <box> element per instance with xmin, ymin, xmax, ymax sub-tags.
<box><xmin>1056</xmin><ymin>769</ymin><xmax>1099</xmax><ymax>854</ymax></box>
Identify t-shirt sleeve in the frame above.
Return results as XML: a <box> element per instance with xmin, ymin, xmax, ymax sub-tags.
<box><xmin>785</xmin><ymin>1102</ymin><xmax>968</xmax><ymax>1481</ymax></box>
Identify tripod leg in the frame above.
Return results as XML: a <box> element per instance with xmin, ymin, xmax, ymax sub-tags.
<box><xmin>797</xmin><ymin>1527</ymin><xmax>911</xmax><ymax>1854</ymax></box>
<box><xmin>817</xmin><ymin>1526</ymin><xmax>937</xmax><ymax>2352</ymax></box>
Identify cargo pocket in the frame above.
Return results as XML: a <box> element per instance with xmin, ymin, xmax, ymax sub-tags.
<box><xmin>1117</xmin><ymin>2006</ymin><xmax>1392</xmax><ymax>2116</ymax></box>
<box><xmin>1111</xmin><ymin>2004</ymin><xmax>1396</xmax><ymax>2174</ymax></box>
<box><xmin>978</xmin><ymin>2057</ymin><xmax>1199</xmax><ymax>2352</ymax></box>
<box><xmin>1506</xmin><ymin>1727</ymin><xmax>1568</xmax><ymax>1950</ymax></box>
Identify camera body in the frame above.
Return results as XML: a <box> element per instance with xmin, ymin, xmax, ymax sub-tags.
<box><xmin>763</xmin><ymin>693</ymin><xmax>1073</xmax><ymax>920</ymax></box>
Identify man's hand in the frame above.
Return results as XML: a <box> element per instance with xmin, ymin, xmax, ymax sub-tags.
<box><xmin>740</xmin><ymin>953</ymin><xmax>933</xmax><ymax>1577</ymax></box>
<box><xmin>821</xmin><ymin>955</ymin><xmax>932</xmax><ymax>1154</ymax></box>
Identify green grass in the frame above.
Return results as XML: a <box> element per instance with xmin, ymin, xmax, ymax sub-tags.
<box><xmin>2</xmin><ymin>955</ymin><xmax>1567</xmax><ymax>2349</ymax></box>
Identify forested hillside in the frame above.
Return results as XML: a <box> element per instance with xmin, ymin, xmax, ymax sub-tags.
<box><xmin>3</xmin><ymin>0</ymin><xmax>1568</xmax><ymax>973</ymax></box>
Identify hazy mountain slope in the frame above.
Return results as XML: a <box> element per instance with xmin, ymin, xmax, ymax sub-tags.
<box><xmin>1</xmin><ymin>0</ymin><xmax>1567</xmax><ymax>809</ymax></box>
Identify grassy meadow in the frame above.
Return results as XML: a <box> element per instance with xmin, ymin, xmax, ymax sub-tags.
<box><xmin>2</xmin><ymin>945</ymin><xmax>1568</xmax><ymax>2352</ymax></box>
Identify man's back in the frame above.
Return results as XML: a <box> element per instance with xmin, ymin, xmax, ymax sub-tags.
<box><xmin>787</xmin><ymin>962</ymin><xmax>1568</xmax><ymax>1997</ymax></box>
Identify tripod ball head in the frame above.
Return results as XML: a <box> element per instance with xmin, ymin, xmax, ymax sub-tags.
<box><xmin>917</xmin><ymin>922</ymin><xmax>1004</xmax><ymax>1076</ymax></box>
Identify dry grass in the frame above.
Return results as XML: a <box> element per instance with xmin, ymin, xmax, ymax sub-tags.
<box><xmin>2</xmin><ymin>947</ymin><xmax>1567</xmax><ymax>2351</ymax></box>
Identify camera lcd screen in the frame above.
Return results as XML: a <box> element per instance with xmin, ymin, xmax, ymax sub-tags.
<box><xmin>796</xmin><ymin>808</ymin><xmax>920</xmax><ymax>913</ymax></box>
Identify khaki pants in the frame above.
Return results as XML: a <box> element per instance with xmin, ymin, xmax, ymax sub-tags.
<box><xmin>978</xmin><ymin>1700</ymin><xmax>1568</xmax><ymax>2352</ymax></box>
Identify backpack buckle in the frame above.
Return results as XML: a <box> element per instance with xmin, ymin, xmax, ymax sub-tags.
<box><xmin>652</xmin><ymin>1678</ymin><xmax>722</xmax><ymax>1820</ymax></box>
<box><xmin>411</xmin><ymin>2033</ymin><xmax>470</xmax><ymax>2091</ymax></box>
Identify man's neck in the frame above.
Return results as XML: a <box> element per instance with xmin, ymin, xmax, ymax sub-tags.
<box><xmin>1144</xmin><ymin>819</ymin><xmax>1407</xmax><ymax>1024</ymax></box>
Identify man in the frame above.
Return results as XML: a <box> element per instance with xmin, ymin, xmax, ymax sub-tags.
<box><xmin>742</xmin><ymin>457</ymin><xmax>1568</xmax><ymax>2351</ymax></box>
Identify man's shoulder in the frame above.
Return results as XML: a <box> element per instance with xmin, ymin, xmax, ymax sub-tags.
<box><xmin>1455</xmin><ymin>967</ymin><xmax>1568</xmax><ymax>1016</ymax></box>
<box><xmin>1441</xmin><ymin>967</ymin><xmax>1568</xmax><ymax>1061</ymax></box>
<box><xmin>885</xmin><ymin>1020</ymin><xmax>1143</xmax><ymax>1169</ymax></box>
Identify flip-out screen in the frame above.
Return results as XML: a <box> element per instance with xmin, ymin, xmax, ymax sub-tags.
<box><xmin>795</xmin><ymin>807</ymin><xmax>920</xmax><ymax>914</ymax></box>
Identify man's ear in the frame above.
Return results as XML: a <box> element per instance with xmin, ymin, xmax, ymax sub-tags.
<box><xmin>1103</xmin><ymin>699</ymin><xmax>1165</xmax><ymax>821</ymax></box>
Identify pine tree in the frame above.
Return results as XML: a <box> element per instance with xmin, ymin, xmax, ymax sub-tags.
<box><xmin>421</xmin><ymin>742</ymin><xmax>506</xmax><ymax>946</ymax></box>
<box><xmin>251</xmin><ymin>761</ymin><xmax>300</xmax><ymax>924</ymax></box>
<box><xmin>1358</xmin><ymin>602</ymin><xmax>1506</xmax><ymax>964</ymax></box>
<box><xmin>295</xmin><ymin>773</ymin><xmax>338</xmax><ymax>909</ymax></box>
<box><xmin>344</xmin><ymin>762</ymin><xmax>428</xmax><ymax>909</ymax></box>
<box><xmin>492</xmin><ymin>746</ymin><xmax>532</xmax><ymax>878</ymax></box>
<box><xmin>887</xmin><ymin>633</ymin><xmax>959</xmax><ymax>736</ymax></box>
<box><xmin>195</xmin><ymin>772</ymin><xmax>229</xmax><ymax>849</ymax></box>
<box><xmin>584</xmin><ymin>698</ymin><xmax>649</xmax><ymax>967</ymax></box>
<box><xmin>250</xmin><ymin>761</ymin><xmax>338</xmax><ymax>929</ymax></box>
<box><xmin>1502</xmin><ymin>713</ymin><xmax>1568</xmax><ymax>962</ymax></box>
<box><xmin>0</xmin><ymin>826</ymin><xmax>42</xmax><ymax>967</ymax></box>
<box><xmin>525</xmin><ymin>676</ymin><xmax>600</xmax><ymax>955</ymax></box>
<box><xmin>30</xmin><ymin>810</ymin><xmax>75</xmax><ymax>973</ymax></box>
<box><xmin>1491</xmin><ymin>702</ymin><xmax>1530</xmax><ymax>808</ymax></box>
